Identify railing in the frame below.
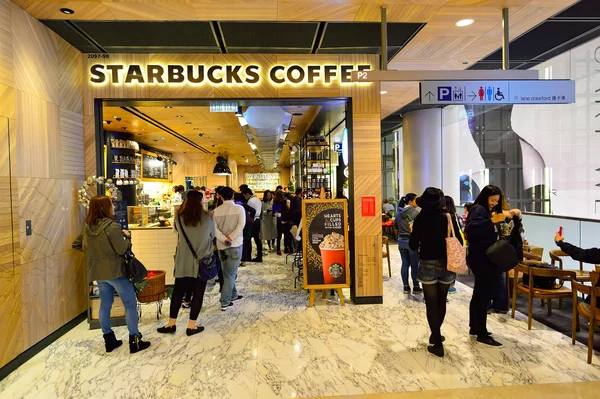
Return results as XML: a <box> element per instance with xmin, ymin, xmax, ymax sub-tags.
<box><xmin>457</xmin><ymin>207</ymin><xmax>600</xmax><ymax>272</ymax></box>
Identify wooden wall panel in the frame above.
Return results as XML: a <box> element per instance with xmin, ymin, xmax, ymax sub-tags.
<box><xmin>353</xmin><ymin>235</ymin><xmax>383</xmax><ymax>298</ymax></box>
<box><xmin>0</xmin><ymin>259</ymin><xmax>23</xmax><ymax>368</ymax></box>
<box><xmin>11</xmin><ymin>3</ymin><xmax>60</xmax><ymax>105</ymax></box>
<box><xmin>355</xmin><ymin>3</ymin><xmax>442</xmax><ymax>22</ymax></box>
<box><xmin>0</xmin><ymin>0</ymin><xmax>14</xmax><ymax>88</ymax></box>
<box><xmin>55</xmin><ymin>34</ymin><xmax>83</xmax><ymax>115</ymax></box>
<box><xmin>104</xmin><ymin>1</ymin><xmax>196</xmax><ymax>21</ymax></box>
<box><xmin>60</xmin><ymin>108</ymin><xmax>85</xmax><ymax>178</ymax></box>
<box><xmin>11</xmin><ymin>0</ymin><xmax>115</xmax><ymax>20</ymax></box>
<box><xmin>83</xmin><ymin>115</ymin><xmax>96</xmax><ymax>178</ymax></box>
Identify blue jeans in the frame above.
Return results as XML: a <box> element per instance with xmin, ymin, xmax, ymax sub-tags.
<box><xmin>398</xmin><ymin>240</ymin><xmax>420</xmax><ymax>287</ymax></box>
<box><xmin>97</xmin><ymin>277</ymin><xmax>139</xmax><ymax>336</ymax></box>
<box><xmin>219</xmin><ymin>246</ymin><xmax>243</xmax><ymax>307</ymax></box>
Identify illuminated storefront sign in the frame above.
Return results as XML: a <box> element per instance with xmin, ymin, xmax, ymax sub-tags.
<box><xmin>89</xmin><ymin>63</ymin><xmax>372</xmax><ymax>85</ymax></box>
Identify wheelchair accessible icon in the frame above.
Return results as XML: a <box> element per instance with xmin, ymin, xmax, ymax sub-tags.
<box><xmin>495</xmin><ymin>88</ymin><xmax>505</xmax><ymax>101</ymax></box>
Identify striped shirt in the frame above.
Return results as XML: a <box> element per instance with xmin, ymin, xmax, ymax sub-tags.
<box><xmin>213</xmin><ymin>200</ymin><xmax>246</xmax><ymax>250</ymax></box>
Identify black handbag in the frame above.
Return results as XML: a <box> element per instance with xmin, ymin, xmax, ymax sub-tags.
<box><xmin>105</xmin><ymin>227</ymin><xmax>147</xmax><ymax>284</ymax></box>
<box><xmin>522</xmin><ymin>263</ymin><xmax>559</xmax><ymax>289</ymax></box>
<box><xmin>178</xmin><ymin>215</ymin><xmax>218</xmax><ymax>281</ymax></box>
<box><xmin>485</xmin><ymin>239</ymin><xmax>520</xmax><ymax>272</ymax></box>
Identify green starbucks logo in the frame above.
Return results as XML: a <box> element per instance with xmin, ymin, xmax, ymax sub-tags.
<box><xmin>329</xmin><ymin>263</ymin><xmax>344</xmax><ymax>278</ymax></box>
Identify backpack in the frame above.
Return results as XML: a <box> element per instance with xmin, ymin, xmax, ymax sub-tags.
<box><xmin>522</xmin><ymin>263</ymin><xmax>558</xmax><ymax>289</ymax></box>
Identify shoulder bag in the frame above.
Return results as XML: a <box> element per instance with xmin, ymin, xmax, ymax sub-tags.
<box><xmin>178</xmin><ymin>215</ymin><xmax>217</xmax><ymax>281</ymax></box>
<box><xmin>446</xmin><ymin>213</ymin><xmax>468</xmax><ymax>274</ymax></box>
<box><xmin>485</xmin><ymin>238</ymin><xmax>520</xmax><ymax>272</ymax></box>
<box><xmin>105</xmin><ymin>226</ymin><xmax>147</xmax><ymax>284</ymax></box>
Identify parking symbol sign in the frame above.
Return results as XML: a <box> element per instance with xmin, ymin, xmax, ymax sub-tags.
<box><xmin>438</xmin><ymin>86</ymin><xmax>452</xmax><ymax>101</ymax></box>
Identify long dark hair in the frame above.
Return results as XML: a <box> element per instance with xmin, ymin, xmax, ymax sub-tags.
<box><xmin>399</xmin><ymin>193</ymin><xmax>417</xmax><ymax>208</ymax></box>
<box><xmin>86</xmin><ymin>195</ymin><xmax>113</xmax><ymax>226</ymax></box>
<box><xmin>445</xmin><ymin>195</ymin><xmax>457</xmax><ymax>214</ymax></box>
<box><xmin>274</xmin><ymin>190</ymin><xmax>286</xmax><ymax>204</ymax></box>
<box><xmin>177</xmin><ymin>190</ymin><xmax>207</xmax><ymax>226</ymax></box>
<box><xmin>263</xmin><ymin>190</ymin><xmax>273</xmax><ymax>202</ymax></box>
<box><xmin>473</xmin><ymin>185</ymin><xmax>503</xmax><ymax>215</ymax></box>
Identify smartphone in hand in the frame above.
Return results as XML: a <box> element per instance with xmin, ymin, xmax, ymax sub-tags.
<box><xmin>558</xmin><ymin>226</ymin><xmax>563</xmax><ymax>236</ymax></box>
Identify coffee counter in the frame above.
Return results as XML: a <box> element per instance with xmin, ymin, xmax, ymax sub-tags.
<box><xmin>130</xmin><ymin>226</ymin><xmax>176</xmax><ymax>284</ymax></box>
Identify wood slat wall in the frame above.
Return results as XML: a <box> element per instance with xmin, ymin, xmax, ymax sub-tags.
<box><xmin>0</xmin><ymin>0</ymin><xmax>86</xmax><ymax>369</ymax></box>
<box><xmin>82</xmin><ymin>53</ymin><xmax>384</xmax><ymax>304</ymax></box>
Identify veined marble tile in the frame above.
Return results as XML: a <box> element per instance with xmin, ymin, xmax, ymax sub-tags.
<box><xmin>1</xmin><ymin>245</ymin><xmax>600</xmax><ymax>399</ymax></box>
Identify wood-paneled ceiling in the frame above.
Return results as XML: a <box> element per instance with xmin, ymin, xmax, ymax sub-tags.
<box><xmin>18</xmin><ymin>0</ymin><xmax>580</xmax><ymax>119</ymax></box>
<box><xmin>103</xmin><ymin>103</ymin><xmax>318</xmax><ymax>167</ymax></box>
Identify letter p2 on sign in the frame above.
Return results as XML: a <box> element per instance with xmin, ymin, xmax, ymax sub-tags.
<box><xmin>361</xmin><ymin>196</ymin><xmax>377</xmax><ymax>217</ymax></box>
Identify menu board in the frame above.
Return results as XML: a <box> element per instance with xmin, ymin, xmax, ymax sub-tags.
<box><xmin>141</xmin><ymin>151</ymin><xmax>169</xmax><ymax>181</ymax></box>
<box><xmin>244</xmin><ymin>172</ymin><xmax>280</xmax><ymax>192</ymax></box>
<box><xmin>302</xmin><ymin>199</ymin><xmax>350</xmax><ymax>288</ymax></box>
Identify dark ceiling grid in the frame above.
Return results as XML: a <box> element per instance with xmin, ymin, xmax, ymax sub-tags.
<box><xmin>311</xmin><ymin>22</ymin><xmax>328</xmax><ymax>54</ymax></box>
<box><xmin>212</xmin><ymin>22</ymin><xmax>227</xmax><ymax>53</ymax></box>
<box><xmin>219</xmin><ymin>22</ymin><xmax>318</xmax><ymax>53</ymax></box>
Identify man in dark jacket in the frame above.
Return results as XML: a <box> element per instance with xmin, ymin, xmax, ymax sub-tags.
<box><xmin>555</xmin><ymin>232</ymin><xmax>600</xmax><ymax>308</ymax></box>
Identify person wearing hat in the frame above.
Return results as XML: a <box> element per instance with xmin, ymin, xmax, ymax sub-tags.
<box><xmin>409</xmin><ymin>187</ymin><xmax>463</xmax><ymax>358</ymax></box>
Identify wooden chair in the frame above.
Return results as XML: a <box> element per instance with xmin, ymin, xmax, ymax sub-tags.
<box><xmin>595</xmin><ymin>265</ymin><xmax>600</xmax><ymax>272</ymax></box>
<box><xmin>382</xmin><ymin>236</ymin><xmax>391</xmax><ymax>277</ymax></box>
<box><xmin>511</xmin><ymin>264</ymin><xmax>576</xmax><ymax>330</ymax></box>
<box><xmin>507</xmin><ymin>252</ymin><xmax>543</xmax><ymax>301</ymax></box>
<box><xmin>550</xmin><ymin>249</ymin><xmax>591</xmax><ymax>282</ymax></box>
<box><xmin>571</xmin><ymin>271</ymin><xmax>600</xmax><ymax>364</ymax></box>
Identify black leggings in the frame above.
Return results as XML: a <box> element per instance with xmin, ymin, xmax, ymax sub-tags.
<box><xmin>423</xmin><ymin>283</ymin><xmax>451</xmax><ymax>346</ymax></box>
<box><xmin>170</xmin><ymin>277</ymin><xmax>207</xmax><ymax>321</ymax></box>
<box><xmin>469</xmin><ymin>265</ymin><xmax>497</xmax><ymax>338</ymax></box>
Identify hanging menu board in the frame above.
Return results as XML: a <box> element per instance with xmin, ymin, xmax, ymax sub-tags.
<box><xmin>244</xmin><ymin>172</ymin><xmax>280</xmax><ymax>192</ymax></box>
<box><xmin>302</xmin><ymin>199</ymin><xmax>350</xmax><ymax>289</ymax></box>
<box><xmin>141</xmin><ymin>151</ymin><xmax>169</xmax><ymax>182</ymax></box>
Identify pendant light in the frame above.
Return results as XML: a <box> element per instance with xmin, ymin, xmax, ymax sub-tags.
<box><xmin>212</xmin><ymin>155</ymin><xmax>232</xmax><ymax>176</ymax></box>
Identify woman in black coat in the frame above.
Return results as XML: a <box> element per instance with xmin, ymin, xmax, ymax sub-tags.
<box><xmin>409</xmin><ymin>188</ymin><xmax>463</xmax><ymax>357</ymax></box>
<box><xmin>465</xmin><ymin>185</ymin><xmax>520</xmax><ymax>347</ymax></box>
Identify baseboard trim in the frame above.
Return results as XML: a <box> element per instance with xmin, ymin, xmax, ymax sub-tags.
<box><xmin>352</xmin><ymin>296</ymin><xmax>383</xmax><ymax>305</ymax></box>
<box><xmin>0</xmin><ymin>311</ymin><xmax>86</xmax><ymax>382</ymax></box>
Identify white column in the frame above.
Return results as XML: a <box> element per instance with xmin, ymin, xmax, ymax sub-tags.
<box><xmin>402</xmin><ymin>108</ymin><xmax>442</xmax><ymax>195</ymax></box>
<box><xmin>441</xmin><ymin>106</ymin><xmax>462</xmax><ymax>202</ymax></box>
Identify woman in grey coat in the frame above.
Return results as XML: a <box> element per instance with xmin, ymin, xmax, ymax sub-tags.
<box><xmin>261</xmin><ymin>190</ymin><xmax>277</xmax><ymax>251</ymax></box>
<box><xmin>157</xmin><ymin>190</ymin><xmax>215</xmax><ymax>336</ymax></box>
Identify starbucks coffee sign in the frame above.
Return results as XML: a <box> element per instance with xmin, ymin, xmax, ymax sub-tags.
<box><xmin>90</xmin><ymin>63</ymin><xmax>372</xmax><ymax>86</ymax></box>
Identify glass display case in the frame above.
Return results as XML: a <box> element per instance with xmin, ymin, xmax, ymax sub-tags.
<box><xmin>127</xmin><ymin>205</ymin><xmax>180</xmax><ymax>229</ymax></box>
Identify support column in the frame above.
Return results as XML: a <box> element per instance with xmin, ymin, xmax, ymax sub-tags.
<box><xmin>381</xmin><ymin>6</ymin><xmax>387</xmax><ymax>70</ymax></box>
<box><xmin>402</xmin><ymin>108</ymin><xmax>442</xmax><ymax>195</ymax></box>
<box><xmin>502</xmin><ymin>8</ymin><xmax>510</xmax><ymax>70</ymax></box>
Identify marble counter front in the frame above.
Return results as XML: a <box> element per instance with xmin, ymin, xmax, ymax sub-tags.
<box><xmin>130</xmin><ymin>227</ymin><xmax>176</xmax><ymax>285</ymax></box>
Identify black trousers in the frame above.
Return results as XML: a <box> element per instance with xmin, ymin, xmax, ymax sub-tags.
<box><xmin>252</xmin><ymin>219</ymin><xmax>263</xmax><ymax>260</ymax></box>
<box><xmin>242</xmin><ymin>226</ymin><xmax>253</xmax><ymax>261</ymax></box>
<box><xmin>170</xmin><ymin>277</ymin><xmax>207</xmax><ymax>321</ymax></box>
<box><xmin>469</xmin><ymin>264</ymin><xmax>497</xmax><ymax>338</ymax></box>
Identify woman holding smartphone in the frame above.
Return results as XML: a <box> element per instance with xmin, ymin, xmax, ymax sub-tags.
<box><xmin>465</xmin><ymin>185</ymin><xmax>521</xmax><ymax>347</ymax></box>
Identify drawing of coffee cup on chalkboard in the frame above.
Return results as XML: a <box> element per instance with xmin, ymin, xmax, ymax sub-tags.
<box><xmin>319</xmin><ymin>232</ymin><xmax>345</xmax><ymax>284</ymax></box>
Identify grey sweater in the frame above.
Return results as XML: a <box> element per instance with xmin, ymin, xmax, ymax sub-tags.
<box><xmin>72</xmin><ymin>218</ymin><xmax>131</xmax><ymax>282</ymax></box>
<box><xmin>174</xmin><ymin>213</ymin><xmax>216</xmax><ymax>279</ymax></box>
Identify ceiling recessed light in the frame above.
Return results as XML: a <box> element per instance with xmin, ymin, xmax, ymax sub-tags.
<box><xmin>141</xmin><ymin>128</ymin><xmax>145</xmax><ymax>131</ymax></box>
<box><xmin>176</xmin><ymin>115</ymin><xmax>183</xmax><ymax>118</ymax></box>
<box><xmin>380</xmin><ymin>90</ymin><xmax>388</xmax><ymax>94</ymax></box>
<box><xmin>185</xmin><ymin>122</ymin><xmax>192</xmax><ymax>124</ymax></box>
<box><xmin>165</xmin><ymin>106</ymin><xmax>172</xmax><ymax>109</ymax></box>
<box><xmin>60</xmin><ymin>8</ymin><xmax>75</xmax><ymax>15</ymax></box>
<box><xmin>193</xmin><ymin>127</ymin><xmax>200</xmax><ymax>130</ymax></box>
<box><xmin>161</xmin><ymin>137</ymin><xmax>165</xmax><ymax>140</ymax></box>
<box><xmin>463</xmin><ymin>61</ymin><xmax>469</xmax><ymax>65</ymax></box>
<box><xmin>456</xmin><ymin>19</ymin><xmax>474</xmax><ymax>27</ymax></box>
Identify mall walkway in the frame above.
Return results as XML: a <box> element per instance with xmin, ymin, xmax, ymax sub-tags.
<box><xmin>0</xmin><ymin>249</ymin><xmax>599</xmax><ymax>398</ymax></box>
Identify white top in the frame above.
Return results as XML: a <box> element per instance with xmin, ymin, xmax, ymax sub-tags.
<box><xmin>383</xmin><ymin>203</ymin><xmax>395</xmax><ymax>213</ymax></box>
<box><xmin>247</xmin><ymin>195</ymin><xmax>262</xmax><ymax>221</ymax></box>
<box><xmin>213</xmin><ymin>200</ymin><xmax>246</xmax><ymax>250</ymax></box>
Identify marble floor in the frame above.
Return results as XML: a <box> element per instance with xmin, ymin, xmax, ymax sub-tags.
<box><xmin>1</xmin><ymin>247</ymin><xmax>600</xmax><ymax>399</ymax></box>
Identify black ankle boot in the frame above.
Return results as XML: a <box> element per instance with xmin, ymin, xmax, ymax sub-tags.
<box><xmin>103</xmin><ymin>331</ymin><xmax>123</xmax><ymax>353</ymax></box>
<box><xmin>129</xmin><ymin>334</ymin><xmax>151</xmax><ymax>354</ymax></box>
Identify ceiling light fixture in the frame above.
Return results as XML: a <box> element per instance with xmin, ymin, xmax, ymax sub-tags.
<box><xmin>212</xmin><ymin>155</ymin><xmax>232</xmax><ymax>176</ymax></box>
<box><xmin>185</xmin><ymin>122</ymin><xmax>192</xmax><ymax>124</ymax></box>
<box><xmin>60</xmin><ymin>8</ymin><xmax>74</xmax><ymax>15</ymax></box>
<box><xmin>176</xmin><ymin>115</ymin><xmax>183</xmax><ymax>118</ymax></box>
<box><xmin>238</xmin><ymin>116</ymin><xmax>248</xmax><ymax>127</ymax></box>
<box><xmin>456</xmin><ymin>19</ymin><xmax>474</xmax><ymax>27</ymax></box>
<box><xmin>165</xmin><ymin>106</ymin><xmax>172</xmax><ymax>109</ymax></box>
<box><xmin>249</xmin><ymin>142</ymin><xmax>257</xmax><ymax>150</ymax></box>
<box><xmin>380</xmin><ymin>90</ymin><xmax>388</xmax><ymax>94</ymax></box>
